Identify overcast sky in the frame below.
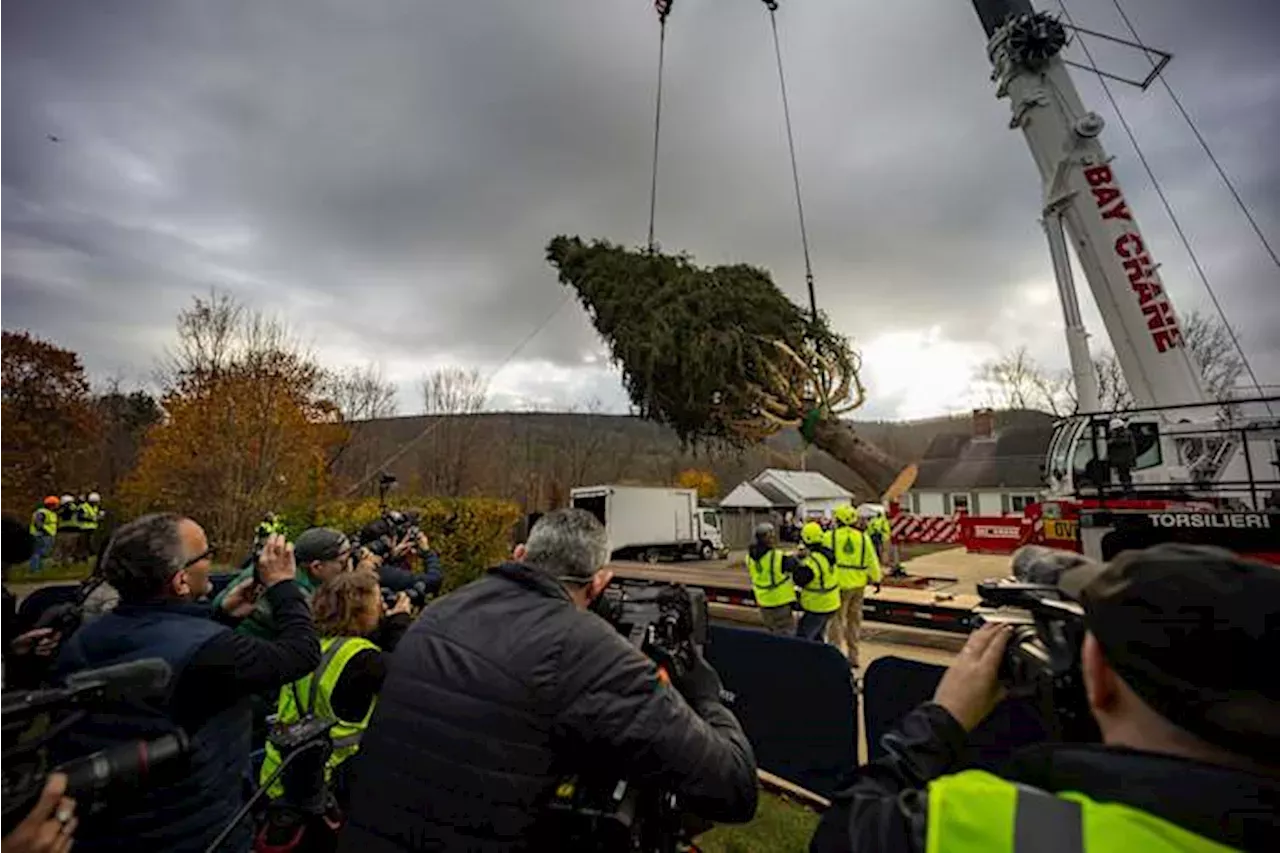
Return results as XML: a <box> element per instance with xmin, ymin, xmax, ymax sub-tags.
<box><xmin>4</xmin><ymin>0</ymin><xmax>1278</xmax><ymax>420</ymax></box>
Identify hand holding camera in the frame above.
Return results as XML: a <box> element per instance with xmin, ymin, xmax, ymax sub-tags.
<box><xmin>931</xmin><ymin>623</ymin><xmax>1011</xmax><ymax>731</ymax></box>
<box><xmin>256</xmin><ymin>534</ymin><xmax>296</xmax><ymax>588</ymax></box>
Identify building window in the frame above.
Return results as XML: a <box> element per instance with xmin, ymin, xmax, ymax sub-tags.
<box><xmin>1009</xmin><ymin>494</ymin><xmax>1037</xmax><ymax>513</ymax></box>
<box><xmin>948</xmin><ymin>494</ymin><xmax>970</xmax><ymax>514</ymax></box>
<box><xmin>910</xmin><ymin>492</ymin><xmax>920</xmax><ymax>515</ymax></box>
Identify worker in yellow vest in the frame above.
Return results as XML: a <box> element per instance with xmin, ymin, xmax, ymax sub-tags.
<box><xmin>261</xmin><ymin>571</ymin><xmax>411</xmax><ymax>809</ymax></box>
<box><xmin>28</xmin><ymin>496</ymin><xmax>60</xmax><ymax>574</ymax></box>
<box><xmin>794</xmin><ymin>521</ymin><xmax>840</xmax><ymax>642</ymax></box>
<box><xmin>809</xmin><ymin>544</ymin><xmax>1279</xmax><ymax>853</ymax></box>
<box><xmin>825</xmin><ymin>505</ymin><xmax>881</xmax><ymax>668</ymax></box>
<box><xmin>746</xmin><ymin>522</ymin><xmax>800</xmax><ymax>635</ymax></box>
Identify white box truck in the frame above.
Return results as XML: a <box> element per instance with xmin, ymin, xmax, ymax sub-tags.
<box><xmin>570</xmin><ymin>485</ymin><xmax>726</xmax><ymax>562</ymax></box>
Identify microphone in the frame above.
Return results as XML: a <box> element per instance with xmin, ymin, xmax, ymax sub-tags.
<box><xmin>3</xmin><ymin>659</ymin><xmax>174</xmax><ymax>723</ymax></box>
<box><xmin>65</xmin><ymin>658</ymin><xmax>174</xmax><ymax>702</ymax></box>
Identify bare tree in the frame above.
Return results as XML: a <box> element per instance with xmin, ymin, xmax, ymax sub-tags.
<box><xmin>977</xmin><ymin>346</ymin><xmax>1071</xmax><ymax>416</ymax></box>
<box><xmin>421</xmin><ymin>367</ymin><xmax>488</xmax><ymax>415</ymax></box>
<box><xmin>416</xmin><ymin>367</ymin><xmax>490</xmax><ymax>495</ymax></box>
<box><xmin>1087</xmin><ymin>310</ymin><xmax>1245</xmax><ymax>411</ymax></box>
<box><xmin>326</xmin><ymin>363</ymin><xmax>398</xmax><ymax>422</ymax></box>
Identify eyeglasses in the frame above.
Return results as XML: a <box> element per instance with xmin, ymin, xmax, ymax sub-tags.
<box><xmin>182</xmin><ymin>547</ymin><xmax>215</xmax><ymax>569</ymax></box>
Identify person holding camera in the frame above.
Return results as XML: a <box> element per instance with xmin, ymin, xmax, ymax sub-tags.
<box><xmin>260</xmin><ymin>570</ymin><xmax>412</xmax><ymax>808</ymax></box>
<box><xmin>54</xmin><ymin>514</ymin><xmax>320</xmax><ymax>853</ymax></box>
<box><xmin>340</xmin><ymin>508</ymin><xmax>757</xmax><ymax>852</ymax></box>
<box><xmin>358</xmin><ymin>517</ymin><xmax>443</xmax><ymax>595</ymax></box>
<box><xmin>212</xmin><ymin>527</ymin><xmax>354</xmax><ymax>639</ymax></box>
<box><xmin>810</xmin><ymin>544</ymin><xmax>1280</xmax><ymax>853</ymax></box>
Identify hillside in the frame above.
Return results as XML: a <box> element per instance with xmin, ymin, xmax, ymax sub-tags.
<box><xmin>333</xmin><ymin>408</ymin><xmax>1039</xmax><ymax>510</ymax></box>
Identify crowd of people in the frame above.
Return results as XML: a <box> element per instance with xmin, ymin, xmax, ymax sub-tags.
<box><xmin>748</xmin><ymin>502</ymin><xmax>889</xmax><ymax>667</ymax></box>
<box><xmin>26</xmin><ymin>493</ymin><xmax>104</xmax><ymax>571</ymax></box>
<box><xmin>2</xmin><ymin>501</ymin><xmax>1277</xmax><ymax>853</ymax></box>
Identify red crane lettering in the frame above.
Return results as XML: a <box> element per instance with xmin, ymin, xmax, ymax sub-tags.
<box><xmin>1132</xmin><ymin>279</ymin><xmax>1164</xmax><ymax>305</ymax></box>
<box><xmin>1100</xmin><ymin>200</ymin><xmax>1133</xmax><ymax>221</ymax></box>
<box><xmin>1092</xmin><ymin>186</ymin><xmax>1121</xmax><ymax>209</ymax></box>
<box><xmin>1143</xmin><ymin>300</ymin><xmax>1174</xmax><ymax>330</ymax></box>
<box><xmin>1083</xmin><ymin>165</ymin><xmax>1113</xmax><ymax>187</ymax></box>
<box><xmin>1152</xmin><ymin>327</ymin><xmax>1184</xmax><ymax>352</ymax></box>
<box><xmin>1115</xmin><ymin>233</ymin><xmax>1144</xmax><ymax>258</ymax></box>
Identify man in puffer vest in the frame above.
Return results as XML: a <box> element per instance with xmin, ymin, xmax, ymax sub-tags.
<box><xmin>810</xmin><ymin>544</ymin><xmax>1280</xmax><ymax>853</ymax></box>
<box><xmin>56</xmin><ymin>515</ymin><xmax>320</xmax><ymax>853</ymax></box>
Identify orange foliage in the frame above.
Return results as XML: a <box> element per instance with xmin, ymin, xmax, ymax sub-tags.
<box><xmin>676</xmin><ymin>468</ymin><xmax>719</xmax><ymax>500</ymax></box>
<box><xmin>120</xmin><ymin>371</ymin><xmax>347</xmax><ymax>550</ymax></box>
<box><xmin>1</xmin><ymin>331</ymin><xmax>100</xmax><ymax>513</ymax></box>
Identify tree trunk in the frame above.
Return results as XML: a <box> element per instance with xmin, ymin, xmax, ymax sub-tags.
<box><xmin>810</xmin><ymin>417</ymin><xmax>904</xmax><ymax>499</ymax></box>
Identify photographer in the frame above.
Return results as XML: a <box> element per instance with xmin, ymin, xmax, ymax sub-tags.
<box><xmin>810</xmin><ymin>544</ymin><xmax>1280</xmax><ymax>853</ymax></box>
<box><xmin>54</xmin><ymin>515</ymin><xmax>319</xmax><ymax>853</ymax></box>
<box><xmin>357</xmin><ymin>517</ymin><xmax>442</xmax><ymax>596</ymax></box>
<box><xmin>260</xmin><ymin>571</ymin><xmax>412</xmax><ymax>808</ymax></box>
<box><xmin>340</xmin><ymin>508</ymin><xmax>757</xmax><ymax>852</ymax></box>
<box><xmin>212</xmin><ymin>527</ymin><xmax>354</xmax><ymax>639</ymax></box>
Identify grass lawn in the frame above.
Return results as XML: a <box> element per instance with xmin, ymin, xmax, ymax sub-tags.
<box><xmin>698</xmin><ymin>791</ymin><xmax>821</xmax><ymax>853</ymax></box>
<box><xmin>6</xmin><ymin>560</ymin><xmax>96</xmax><ymax>584</ymax></box>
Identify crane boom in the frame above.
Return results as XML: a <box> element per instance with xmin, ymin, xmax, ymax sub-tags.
<box><xmin>972</xmin><ymin>0</ymin><xmax>1208</xmax><ymax>411</ymax></box>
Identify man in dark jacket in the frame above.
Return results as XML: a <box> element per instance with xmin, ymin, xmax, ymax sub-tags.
<box><xmin>341</xmin><ymin>507</ymin><xmax>758</xmax><ymax>852</ymax></box>
<box><xmin>810</xmin><ymin>544</ymin><xmax>1280</xmax><ymax>853</ymax></box>
<box><xmin>55</xmin><ymin>515</ymin><xmax>320</xmax><ymax>853</ymax></box>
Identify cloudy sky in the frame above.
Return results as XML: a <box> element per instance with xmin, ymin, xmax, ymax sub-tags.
<box><xmin>4</xmin><ymin>0</ymin><xmax>1278</xmax><ymax>420</ymax></box>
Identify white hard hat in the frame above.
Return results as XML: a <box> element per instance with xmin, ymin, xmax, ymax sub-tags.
<box><xmin>1109</xmin><ymin>417</ymin><xmax>1128</xmax><ymax>430</ymax></box>
<box><xmin>856</xmin><ymin>503</ymin><xmax>877</xmax><ymax>519</ymax></box>
<box><xmin>60</xmin><ymin>494</ymin><xmax>74</xmax><ymax>504</ymax></box>
<box><xmin>88</xmin><ymin>492</ymin><xmax>101</xmax><ymax>503</ymax></box>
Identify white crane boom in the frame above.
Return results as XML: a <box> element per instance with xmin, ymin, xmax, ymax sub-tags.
<box><xmin>973</xmin><ymin>0</ymin><xmax>1208</xmax><ymax>412</ymax></box>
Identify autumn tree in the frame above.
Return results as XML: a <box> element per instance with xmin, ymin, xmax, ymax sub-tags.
<box><xmin>94</xmin><ymin>384</ymin><xmax>164</xmax><ymax>498</ymax></box>
<box><xmin>1</xmin><ymin>331</ymin><xmax>99</xmax><ymax>513</ymax></box>
<box><xmin>414</xmin><ymin>367</ymin><xmax>490</xmax><ymax>496</ymax></box>
<box><xmin>677</xmin><ymin>468</ymin><xmax>719</xmax><ymax>500</ymax></box>
<box><xmin>122</xmin><ymin>292</ymin><xmax>344</xmax><ymax>549</ymax></box>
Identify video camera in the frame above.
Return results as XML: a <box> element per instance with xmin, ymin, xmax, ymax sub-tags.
<box><xmin>1</xmin><ymin>659</ymin><xmax>189</xmax><ymax>835</ymax></box>
<box><xmin>974</xmin><ymin>547</ymin><xmax>1100</xmax><ymax>743</ymax></box>
<box><xmin>542</xmin><ymin>581</ymin><xmax>710</xmax><ymax>852</ymax></box>
<box><xmin>381</xmin><ymin>578</ymin><xmax>432</xmax><ymax>610</ymax></box>
<box><xmin>590</xmin><ymin>580</ymin><xmax>708</xmax><ymax>682</ymax></box>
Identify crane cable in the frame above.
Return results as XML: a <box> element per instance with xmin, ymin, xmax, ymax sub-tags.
<box><xmin>1110</xmin><ymin>0</ymin><xmax>1280</xmax><ymax>271</ymax></box>
<box><xmin>647</xmin><ymin>0</ymin><xmax>673</xmax><ymax>253</ymax></box>
<box><xmin>1057</xmin><ymin>0</ymin><xmax>1271</xmax><ymax>412</ymax></box>
<box><xmin>762</xmin><ymin>0</ymin><xmax>818</xmax><ymax>324</ymax></box>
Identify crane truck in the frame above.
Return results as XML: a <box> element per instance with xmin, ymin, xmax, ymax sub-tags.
<box><xmin>972</xmin><ymin>0</ymin><xmax>1280</xmax><ymax>563</ymax></box>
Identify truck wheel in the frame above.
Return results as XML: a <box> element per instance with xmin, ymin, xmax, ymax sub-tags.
<box><xmin>699</xmin><ymin>543</ymin><xmax>715</xmax><ymax>561</ymax></box>
<box><xmin>641</xmin><ymin>549</ymin><xmax>660</xmax><ymax>564</ymax></box>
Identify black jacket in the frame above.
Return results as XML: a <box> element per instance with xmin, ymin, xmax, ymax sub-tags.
<box><xmin>811</xmin><ymin>702</ymin><xmax>1280</xmax><ymax>853</ymax></box>
<box><xmin>340</xmin><ymin>562</ymin><xmax>757</xmax><ymax>852</ymax></box>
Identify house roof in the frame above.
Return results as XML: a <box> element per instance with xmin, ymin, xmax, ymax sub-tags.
<box><xmin>914</xmin><ymin>423</ymin><xmax>1055</xmax><ymax>491</ymax></box>
<box><xmin>720</xmin><ymin>480</ymin><xmax>799</xmax><ymax>509</ymax></box>
<box><xmin>756</xmin><ymin>469</ymin><xmax>852</xmax><ymax>502</ymax></box>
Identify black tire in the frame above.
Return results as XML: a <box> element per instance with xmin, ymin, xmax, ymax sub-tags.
<box><xmin>699</xmin><ymin>542</ymin><xmax>715</xmax><ymax>561</ymax></box>
<box><xmin>642</xmin><ymin>549</ymin><xmax>661</xmax><ymax>564</ymax></box>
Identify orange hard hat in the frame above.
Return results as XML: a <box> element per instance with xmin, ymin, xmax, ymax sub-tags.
<box><xmin>43</xmin><ymin>495</ymin><xmax>60</xmax><ymax>508</ymax></box>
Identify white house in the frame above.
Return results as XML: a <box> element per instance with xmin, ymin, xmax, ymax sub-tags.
<box><xmin>721</xmin><ymin>468</ymin><xmax>853</xmax><ymax>520</ymax></box>
<box><xmin>898</xmin><ymin>409</ymin><xmax>1054</xmax><ymax>518</ymax></box>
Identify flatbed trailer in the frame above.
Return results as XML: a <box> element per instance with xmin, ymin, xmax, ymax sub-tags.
<box><xmin>607</xmin><ymin>560</ymin><xmax>981</xmax><ymax>635</ymax></box>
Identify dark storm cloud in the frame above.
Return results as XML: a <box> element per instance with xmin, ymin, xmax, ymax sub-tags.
<box><xmin>4</xmin><ymin>0</ymin><xmax>1278</xmax><ymax>415</ymax></box>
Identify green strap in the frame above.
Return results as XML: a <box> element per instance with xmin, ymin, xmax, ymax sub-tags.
<box><xmin>799</xmin><ymin>407</ymin><xmax>823</xmax><ymax>444</ymax></box>
<box><xmin>291</xmin><ymin>638</ymin><xmax>352</xmax><ymax>716</ymax></box>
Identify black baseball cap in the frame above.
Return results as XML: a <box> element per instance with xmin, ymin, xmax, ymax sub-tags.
<box><xmin>294</xmin><ymin>528</ymin><xmax>351</xmax><ymax>565</ymax></box>
<box><xmin>1058</xmin><ymin>543</ymin><xmax>1280</xmax><ymax>761</ymax></box>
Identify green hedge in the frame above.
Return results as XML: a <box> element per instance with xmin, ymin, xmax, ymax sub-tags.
<box><xmin>284</xmin><ymin>496</ymin><xmax>522</xmax><ymax>593</ymax></box>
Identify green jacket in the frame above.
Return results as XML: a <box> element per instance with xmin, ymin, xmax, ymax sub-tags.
<box><xmin>211</xmin><ymin>565</ymin><xmax>318</xmax><ymax>638</ymax></box>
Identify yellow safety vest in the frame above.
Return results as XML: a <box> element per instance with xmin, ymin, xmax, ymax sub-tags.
<box><xmin>926</xmin><ymin>770</ymin><xmax>1234</xmax><ymax>853</ymax></box>
<box><xmin>78</xmin><ymin>503</ymin><xmax>100</xmax><ymax>531</ymax></box>
<box><xmin>799</xmin><ymin>549</ymin><xmax>840</xmax><ymax>614</ymax></box>
<box><xmin>832</xmin><ymin>526</ymin><xmax>881</xmax><ymax>590</ymax></box>
<box><xmin>261</xmin><ymin>635</ymin><xmax>379</xmax><ymax>797</ymax></box>
<box><xmin>29</xmin><ymin>508</ymin><xmax>57</xmax><ymax>537</ymax></box>
<box><xmin>747</xmin><ymin>549</ymin><xmax>796</xmax><ymax>609</ymax></box>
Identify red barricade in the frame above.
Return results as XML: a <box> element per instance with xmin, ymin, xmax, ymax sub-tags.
<box><xmin>962</xmin><ymin>516</ymin><xmax>1033</xmax><ymax>554</ymax></box>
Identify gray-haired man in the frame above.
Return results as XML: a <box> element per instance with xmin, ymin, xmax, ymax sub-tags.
<box><xmin>341</xmin><ymin>507</ymin><xmax>758</xmax><ymax>852</ymax></box>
